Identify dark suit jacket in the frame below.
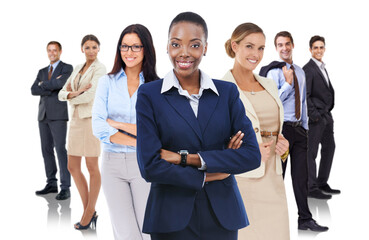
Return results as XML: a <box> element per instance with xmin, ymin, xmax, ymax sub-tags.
<box><xmin>136</xmin><ymin>79</ymin><xmax>261</xmax><ymax>233</ymax></box>
<box><xmin>259</xmin><ymin>61</ymin><xmax>286</xmax><ymax>77</ymax></box>
<box><xmin>31</xmin><ymin>61</ymin><xmax>73</xmax><ymax>121</ymax></box>
<box><xmin>303</xmin><ymin>59</ymin><xmax>334</xmax><ymax>122</ymax></box>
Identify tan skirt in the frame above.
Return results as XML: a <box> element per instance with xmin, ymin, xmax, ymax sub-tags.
<box><xmin>236</xmin><ymin>153</ymin><xmax>290</xmax><ymax>240</ymax></box>
<box><xmin>67</xmin><ymin>109</ymin><xmax>100</xmax><ymax>157</ymax></box>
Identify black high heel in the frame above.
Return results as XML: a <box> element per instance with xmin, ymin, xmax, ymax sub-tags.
<box><xmin>74</xmin><ymin>211</ymin><xmax>98</xmax><ymax>230</ymax></box>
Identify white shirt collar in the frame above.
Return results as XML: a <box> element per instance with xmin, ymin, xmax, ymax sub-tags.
<box><xmin>312</xmin><ymin>57</ymin><xmax>326</xmax><ymax>69</ymax></box>
<box><xmin>161</xmin><ymin>69</ymin><xmax>219</xmax><ymax>96</ymax></box>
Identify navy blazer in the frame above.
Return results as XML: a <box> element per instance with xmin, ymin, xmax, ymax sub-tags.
<box><xmin>303</xmin><ymin>59</ymin><xmax>334</xmax><ymax>122</ymax></box>
<box><xmin>31</xmin><ymin>61</ymin><xmax>73</xmax><ymax>121</ymax></box>
<box><xmin>136</xmin><ymin>78</ymin><xmax>261</xmax><ymax>233</ymax></box>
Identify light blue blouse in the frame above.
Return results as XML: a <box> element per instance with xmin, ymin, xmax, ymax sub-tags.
<box><xmin>92</xmin><ymin>68</ymin><xmax>144</xmax><ymax>153</ymax></box>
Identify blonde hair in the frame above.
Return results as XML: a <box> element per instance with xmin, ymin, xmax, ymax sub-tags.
<box><xmin>225</xmin><ymin>22</ymin><xmax>264</xmax><ymax>58</ymax></box>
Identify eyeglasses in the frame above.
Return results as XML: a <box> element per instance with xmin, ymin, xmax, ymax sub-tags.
<box><xmin>119</xmin><ymin>45</ymin><xmax>144</xmax><ymax>52</ymax></box>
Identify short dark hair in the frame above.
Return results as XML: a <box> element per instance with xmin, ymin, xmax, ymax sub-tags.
<box><xmin>47</xmin><ymin>41</ymin><xmax>62</xmax><ymax>50</ymax></box>
<box><xmin>274</xmin><ymin>31</ymin><xmax>294</xmax><ymax>47</ymax></box>
<box><xmin>109</xmin><ymin>24</ymin><xmax>159</xmax><ymax>83</ymax></box>
<box><xmin>168</xmin><ymin>12</ymin><xmax>208</xmax><ymax>41</ymax></box>
<box><xmin>309</xmin><ymin>35</ymin><xmax>325</xmax><ymax>49</ymax></box>
<box><xmin>81</xmin><ymin>34</ymin><xmax>100</xmax><ymax>47</ymax></box>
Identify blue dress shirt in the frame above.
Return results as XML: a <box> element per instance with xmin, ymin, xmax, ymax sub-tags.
<box><xmin>92</xmin><ymin>68</ymin><xmax>145</xmax><ymax>153</ymax></box>
<box><xmin>267</xmin><ymin>61</ymin><xmax>309</xmax><ymax>130</ymax></box>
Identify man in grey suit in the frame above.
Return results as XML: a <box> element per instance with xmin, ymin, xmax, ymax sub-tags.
<box><xmin>31</xmin><ymin>41</ymin><xmax>73</xmax><ymax>200</ymax></box>
<box><xmin>303</xmin><ymin>36</ymin><xmax>340</xmax><ymax>199</ymax></box>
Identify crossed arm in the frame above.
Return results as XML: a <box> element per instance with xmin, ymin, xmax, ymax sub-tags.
<box><xmin>160</xmin><ymin>131</ymin><xmax>245</xmax><ymax>182</ymax></box>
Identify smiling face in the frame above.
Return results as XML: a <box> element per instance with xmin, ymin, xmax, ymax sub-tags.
<box><xmin>275</xmin><ymin>36</ymin><xmax>294</xmax><ymax>64</ymax></box>
<box><xmin>310</xmin><ymin>40</ymin><xmax>325</xmax><ymax>62</ymax></box>
<box><xmin>47</xmin><ymin>44</ymin><xmax>62</xmax><ymax>64</ymax></box>
<box><xmin>232</xmin><ymin>33</ymin><xmax>265</xmax><ymax>71</ymax></box>
<box><xmin>167</xmin><ymin>21</ymin><xmax>207</xmax><ymax>81</ymax></box>
<box><xmin>121</xmin><ymin>33</ymin><xmax>144</xmax><ymax>71</ymax></box>
<box><xmin>82</xmin><ymin>40</ymin><xmax>99</xmax><ymax>62</ymax></box>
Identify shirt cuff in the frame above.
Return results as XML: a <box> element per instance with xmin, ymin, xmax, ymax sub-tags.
<box><xmin>280</xmin><ymin>81</ymin><xmax>293</xmax><ymax>92</ymax></box>
<box><xmin>197</xmin><ymin>153</ymin><xmax>207</xmax><ymax>170</ymax></box>
<box><xmin>100</xmin><ymin>125</ymin><xmax>118</xmax><ymax>145</ymax></box>
<box><xmin>202</xmin><ymin>172</ymin><xmax>206</xmax><ymax>188</ymax></box>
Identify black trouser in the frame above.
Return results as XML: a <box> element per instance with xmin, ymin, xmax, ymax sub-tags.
<box><xmin>38</xmin><ymin>118</ymin><xmax>70</xmax><ymax>190</ymax></box>
<box><xmin>282</xmin><ymin>123</ymin><xmax>312</xmax><ymax>223</ymax></box>
<box><xmin>307</xmin><ymin>115</ymin><xmax>335</xmax><ymax>191</ymax></box>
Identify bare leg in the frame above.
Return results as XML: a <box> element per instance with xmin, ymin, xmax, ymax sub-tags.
<box><xmin>68</xmin><ymin>155</ymin><xmax>89</xmax><ymax>224</ymax></box>
<box><xmin>78</xmin><ymin>157</ymin><xmax>101</xmax><ymax>226</ymax></box>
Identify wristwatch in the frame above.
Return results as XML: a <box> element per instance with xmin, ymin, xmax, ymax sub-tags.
<box><xmin>178</xmin><ymin>150</ymin><xmax>189</xmax><ymax>167</ymax></box>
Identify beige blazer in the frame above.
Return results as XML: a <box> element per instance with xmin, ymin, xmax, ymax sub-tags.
<box><xmin>222</xmin><ymin>70</ymin><xmax>285</xmax><ymax>178</ymax></box>
<box><xmin>58</xmin><ymin>59</ymin><xmax>106</xmax><ymax>119</ymax></box>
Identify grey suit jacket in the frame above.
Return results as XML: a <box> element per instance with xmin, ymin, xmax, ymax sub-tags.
<box><xmin>31</xmin><ymin>61</ymin><xmax>73</xmax><ymax>121</ymax></box>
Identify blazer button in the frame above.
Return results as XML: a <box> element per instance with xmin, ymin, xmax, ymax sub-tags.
<box><xmin>254</xmin><ymin>128</ymin><xmax>259</xmax><ymax>133</ymax></box>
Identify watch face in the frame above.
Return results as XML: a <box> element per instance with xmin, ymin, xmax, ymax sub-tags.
<box><xmin>179</xmin><ymin>150</ymin><xmax>189</xmax><ymax>154</ymax></box>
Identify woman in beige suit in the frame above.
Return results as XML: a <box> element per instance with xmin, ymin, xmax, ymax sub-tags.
<box><xmin>223</xmin><ymin>23</ymin><xmax>290</xmax><ymax>239</ymax></box>
<box><xmin>58</xmin><ymin>34</ymin><xmax>106</xmax><ymax>230</ymax></box>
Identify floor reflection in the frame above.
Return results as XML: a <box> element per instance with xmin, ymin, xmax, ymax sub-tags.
<box><xmin>37</xmin><ymin>193</ymin><xmax>71</xmax><ymax>227</ymax></box>
<box><xmin>308</xmin><ymin>198</ymin><xmax>331</xmax><ymax>222</ymax></box>
<box><xmin>298</xmin><ymin>229</ymin><xmax>323</xmax><ymax>238</ymax></box>
<box><xmin>37</xmin><ymin>194</ymin><xmax>98</xmax><ymax>239</ymax></box>
<box><xmin>80</xmin><ymin>228</ymin><xmax>97</xmax><ymax>239</ymax></box>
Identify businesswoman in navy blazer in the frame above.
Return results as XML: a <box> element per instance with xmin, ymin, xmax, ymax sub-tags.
<box><xmin>136</xmin><ymin>12</ymin><xmax>261</xmax><ymax>240</ymax></box>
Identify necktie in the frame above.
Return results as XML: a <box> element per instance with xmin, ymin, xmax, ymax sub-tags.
<box><xmin>290</xmin><ymin>65</ymin><xmax>301</xmax><ymax>120</ymax></box>
<box><xmin>48</xmin><ymin>65</ymin><xmax>53</xmax><ymax>80</ymax></box>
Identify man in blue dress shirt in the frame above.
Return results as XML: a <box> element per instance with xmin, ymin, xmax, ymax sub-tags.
<box><xmin>260</xmin><ymin>31</ymin><xmax>328</xmax><ymax>232</ymax></box>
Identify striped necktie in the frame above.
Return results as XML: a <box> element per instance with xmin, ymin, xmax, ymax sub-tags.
<box><xmin>48</xmin><ymin>65</ymin><xmax>53</xmax><ymax>80</ymax></box>
<box><xmin>290</xmin><ymin>65</ymin><xmax>301</xmax><ymax>120</ymax></box>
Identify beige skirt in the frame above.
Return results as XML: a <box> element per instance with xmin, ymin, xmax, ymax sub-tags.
<box><xmin>67</xmin><ymin>109</ymin><xmax>100</xmax><ymax>157</ymax></box>
<box><xmin>236</xmin><ymin>153</ymin><xmax>290</xmax><ymax>240</ymax></box>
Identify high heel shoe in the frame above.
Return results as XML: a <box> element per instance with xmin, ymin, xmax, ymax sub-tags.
<box><xmin>74</xmin><ymin>211</ymin><xmax>98</xmax><ymax>230</ymax></box>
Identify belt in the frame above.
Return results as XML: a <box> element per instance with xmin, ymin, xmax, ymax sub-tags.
<box><xmin>284</xmin><ymin>121</ymin><xmax>302</xmax><ymax>127</ymax></box>
<box><xmin>260</xmin><ymin>131</ymin><xmax>279</xmax><ymax>137</ymax></box>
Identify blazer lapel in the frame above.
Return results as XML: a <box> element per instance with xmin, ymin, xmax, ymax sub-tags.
<box><xmin>164</xmin><ymin>89</ymin><xmax>203</xmax><ymax>141</ymax></box>
<box><xmin>222</xmin><ymin>70</ymin><xmax>258</xmax><ymax>120</ymax></box>
<box><xmin>69</xmin><ymin>64</ymin><xmax>83</xmax><ymax>91</ymax></box>
<box><xmin>46</xmin><ymin>61</ymin><xmax>62</xmax><ymax>80</ymax></box>
<box><xmin>323</xmin><ymin>68</ymin><xmax>335</xmax><ymax>93</ymax></box>
<box><xmin>310</xmin><ymin>59</ymin><xmax>330</xmax><ymax>89</ymax></box>
<box><xmin>255</xmin><ymin>74</ymin><xmax>284</xmax><ymax>133</ymax></box>
<box><xmin>80</xmin><ymin>60</ymin><xmax>97</xmax><ymax>85</ymax></box>
<box><xmin>197</xmin><ymin>89</ymin><xmax>219</xmax><ymax>135</ymax></box>
<box><xmin>52</xmin><ymin>61</ymin><xmax>63</xmax><ymax>79</ymax></box>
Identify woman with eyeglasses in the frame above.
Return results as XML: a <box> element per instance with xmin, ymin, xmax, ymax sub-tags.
<box><xmin>92</xmin><ymin>24</ymin><xmax>159</xmax><ymax>240</ymax></box>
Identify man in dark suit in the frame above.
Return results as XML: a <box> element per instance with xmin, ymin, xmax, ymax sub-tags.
<box><xmin>260</xmin><ymin>31</ymin><xmax>328</xmax><ymax>232</ymax></box>
<box><xmin>31</xmin><ymin>41</ymin><xmax>73</xmax><ymax>200</ymax></box>
<box><xmin>303</xmin><ymin>35</ymin><xmax>340</xmax><ymax>199</ymax></box>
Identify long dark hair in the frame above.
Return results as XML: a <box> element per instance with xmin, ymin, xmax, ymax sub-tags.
<box><xmin>109</xmin><ymin>24</ymin><xmax>159</xmax><ymax>83</ymax></box>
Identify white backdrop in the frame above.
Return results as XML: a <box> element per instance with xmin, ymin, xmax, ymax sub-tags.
<box><xmin>1</xmin><ymin>0</ymin><xmax>367</xmax><ymax>239</ymax></box>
